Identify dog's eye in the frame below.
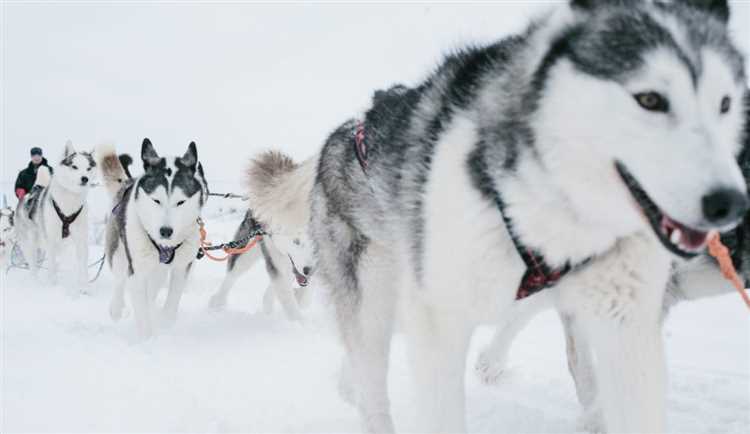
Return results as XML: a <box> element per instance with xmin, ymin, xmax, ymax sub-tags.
<box><xmin>176</xmin><ymin>200</ymin><xmax>186</xmax><ymax>207</ymax></box>
<box><xmin>634</xmin><ymin>92</ymin><xmax>669</xmax><ymax>113</ymax></box>
<box><xmin>720</xmin><ymin>96</ymin><xmax>731</xmax><ymax>114</ymax></box>
<box><xmin>117</xmin><ymin>179</ymin><xmax>123</xmax><ymax>183</ymax></box>
<box><xmin>87</xmin><ymin>167</ymin><xmax>92</xmax><ymax>172</ymax></box>
<box><xmin>152</xmin><ymin>198</ymin><xmax>161</xmax><ymax>205</ymax></box>
<box><xmin>72</xmin><ymin>165</ymin><xmax>78</xmax><ymax>170</ymax></box>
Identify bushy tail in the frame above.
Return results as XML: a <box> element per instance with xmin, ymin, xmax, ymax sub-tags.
<box><xmin>96</xmin><ymin>144</ymin><xmax>132</xmax><ymax>200</ymax></box>
<box><xmin>245</xmin><ymin>150</ymin><xmax>317</xmax><ymax>231</ymax></box>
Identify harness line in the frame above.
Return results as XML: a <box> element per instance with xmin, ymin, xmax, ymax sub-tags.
<box><xmin>707</xmin><ymin>233</ymin><xmax>750</xmax><ymax>310</ymax></box>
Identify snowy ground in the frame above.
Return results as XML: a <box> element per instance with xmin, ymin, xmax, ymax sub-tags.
<box><xmin>1</xmin><ymin>208</ymin><xmax>748</xmax><ymax>433</ymax></box>
<box><xmin>3</xmin><ymin>1</ymin><xmax>750</xmax><ymax>433</ymax></box>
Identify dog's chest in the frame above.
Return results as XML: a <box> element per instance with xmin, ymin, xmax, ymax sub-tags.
<box><xmin>417</xmin><ymin>116</ymin><xmax>525</xmax><ymax>318</ymax></box>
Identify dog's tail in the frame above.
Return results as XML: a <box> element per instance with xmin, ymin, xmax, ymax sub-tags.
<box><xmin>96</xmin><ymin>144</ymin><xmax>132</xmax><ymax>200</ymax></box>
<box><xmin>245</xmin><ymin>150</ymin><xmax>318</xmax><ymax>231</ymax></box>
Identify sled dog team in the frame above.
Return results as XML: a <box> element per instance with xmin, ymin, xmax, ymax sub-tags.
<box><xmin>9</xmin><ymin>1</ymin><xmax>750</xmax><ymax>432</ymax></box>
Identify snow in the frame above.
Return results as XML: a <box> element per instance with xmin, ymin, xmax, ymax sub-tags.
<box><xmin>1</xmin><ymin>209</ymin><xmax>748</xmax><ymax>433</ymax></box>
<box><xmin>2</xmin><ymin>1</ymin><xmax>750</xmax><ymax>433</ymax></box>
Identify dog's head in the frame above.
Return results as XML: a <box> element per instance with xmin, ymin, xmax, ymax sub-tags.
<box><xmin>134</xmin><ymin>138</ymin><xmax>208</xmax><ymax>247</ymax></box>
<box><xmin>529</xmin><ymin>0</ymin><xmax>747</xmax><ymax>257</ymax></box>
<box><xmin>56</xmin><ymin>141</ymin><xmax>97</xmax><ymax>193</ymax></box>
<box><xmin>271</xmin><ymin>228</ymin><xmax>315</xmax><ymax>287</ymax></box>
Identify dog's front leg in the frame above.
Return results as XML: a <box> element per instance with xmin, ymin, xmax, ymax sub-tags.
<box><xmin>405</xmin><ymin>302</ymin><xmax>473</xmax><ymax>433</ymax></box>
<box><xmin>46</xmin><ymin>240</ymin><xmax>60</xmax><ymax>286</ymax></box>
<box><xmin>162</xmin><ymin>262</ymin><xmax>191</xmax><ymax>327</ymax></box>
<box><xmin>560</xmin><ymin>233</ymin><xmax>671</xmax><ymax>433</ymax></box>
<box><xmin>74</xmin><ymin>234</ymin><xmax>89</xmax><ymax>293</ymax></box>
<box><xmin>127</xmin><ymin>273</ymin><xmax>153</xmax><ymax>339</ymax></box>
<box><xmin>581</xmin><ymin>309</ymin><xmax>666</xmax><ymax>433</ymax></box>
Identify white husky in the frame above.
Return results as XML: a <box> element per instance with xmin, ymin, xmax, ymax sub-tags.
<box><xmin>208</xmin><ymin>151</ymin><xmax>317</xmax><ymax>321</ymax></box>
<box><xmin>14</xmin><ymin>141</ymin><xmax>96</xmax><ymax>292</ymax></box>
<box><xmin>101</xmin><ymin>139</ymin><xmax>208</xmax><ymax>338</ymax></box>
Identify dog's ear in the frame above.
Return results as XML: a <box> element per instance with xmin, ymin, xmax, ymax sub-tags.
<box><xmin>180</xmin><ymin>141</ymin><xmax>198</xmax><ymax>169</ymax></box>
<box><xmin>683</xmin><ymin>0</ymin><xmax>729</xmax><ymax>23</ymax></box>
<box><xmin>63</xmin><ymin>140</ymin><xmax>75</xmax><ymax>159</ymax></box>
<box><xmin>141</xmin><ymin>138</ymin><xmax>160</xmax><ymax>169</ymax></box>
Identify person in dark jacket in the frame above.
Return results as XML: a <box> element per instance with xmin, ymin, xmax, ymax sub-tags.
<box><xmin>14</xmin><ymin>147</ymin><xmax>52</xmax><ymax>200</ymax></box>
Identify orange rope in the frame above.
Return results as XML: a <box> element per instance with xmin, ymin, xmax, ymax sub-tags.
<box><xmin>707</xmin><ymin>233</ymin><xmax>750</xmax><ymax>311</ymax></box>
<box><xmin>198</xmin><ymin>219</ymin><xmax>262</xmax><ymax>262</ymax></box>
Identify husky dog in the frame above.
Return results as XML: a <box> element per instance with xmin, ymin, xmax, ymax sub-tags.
<box><xmin>308</xmin><ymin>1</ymin><xmax>748</xmax><ymax>432</ymax></box>
<box><xmin>101</xmin><ymin>139</ymin><xmax>207</xmax><ymax>338</ymax></box>
<box><xmin>209</xmin><ymin>151</ymin><xmax>317</xmax><ymax>320</ymax></box>
<box><xmin>0</xmin><ymin>195</ymin><xmax>15</xmax><ymax>270</ymax></box>
<box><xmin>207</xmin><ymin>209</ymin><xmax>315</xmax><ymax>320</ymax></box>
<box><xmin>476</xmin><ymin>112</ymin><xmax>750</xmax><ymax>430</ymax></box>
<box><xmin>14</xmin><ymin>141</ymin><xmax>96</xmax><ymax>291</ymax></box>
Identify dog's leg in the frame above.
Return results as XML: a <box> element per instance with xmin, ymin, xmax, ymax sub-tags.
<box><xmin>209</xmin><ymin>246</ymin><xmax>262</xmax><ymax>311</ymax></box>
<box><xmin>18</xmin><ymin>236</ymin><xmax>38</xmax><ymax>278</ymax></box>
<box><xmin>270</xmin><ymin>275</ymin><xmax>303</xmax><ymax>322</ymax></box>
<box><xmin>162</xmin><ymin>262</ymin><xmax>191</xmax><ymax>327</ymax></box>
<box><xmin>264</xmin><ymin>241</ymin><xmax>303</xmax><ymax>322</ymax></box>
<box><xmin>334</xmin><ymin>243</ymin><xmax>397</xmax><ymax>434</ymax></box>
<box><xmin>405</xmin><ymin>302</ymin><xmax>473</xmax><ymax>433</ymax></box>
<box><xmin>475</xmin><ymin>291</ymin><xmax>553</xmax><ymax>384</ymax></box>
<box><xmin>561</xmin><ymin>313</ymin><xmax>603</xmax><ymax>432</ymax></box>
<box><xmin>560</xmin><ymin>233</ymin><xmax>670</xmax><ymax>433</ymax></box>
<box><xmin>128</xmin><ymin>273</ymin><xmax>153</xmax><ymax>339</ymax></box>
<box><xmin>582</xmin><ymin>311</ymin><xmax>666</xmax><ymax>433</ymax></box>
<box><xmin>45</xmin><ymin>240</ymin><xmax>59</xmax><ymax>286</ymax></box>
<box><xmin>110</xmin><ymin>276</ymin><xmax>128</xmax><ymax>321</ymax></box>
<box><xmin>262</xmin><ymin>284</ymin><xmax>275</xmax><ymax>314</ymax></box>
<box><xmin>74</xmin><ymin>233</ymin><xmax>89</xmax><ymax>294</ymax></box>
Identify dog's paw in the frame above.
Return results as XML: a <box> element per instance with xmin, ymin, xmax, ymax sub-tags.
<box><xmin>577</xmin><ymin>405</ymin><xmax>605</xmax><ymax>434</ymax></box>
<box><xmin>208</xmin><ymin>294</ymin><xmax>227</xmax><ymax>311</ymax></box>
<box><xmin>474</xmin><ymin>350</ymin><xmax>508</xmax><ymax>385</ymax></box>
<box><xmin>109</xmin><ymin>299</ymin><xmax>128</xmax><ymax>321</ymax></box>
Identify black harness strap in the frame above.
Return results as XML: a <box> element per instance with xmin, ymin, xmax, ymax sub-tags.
<box><xmin>493</xmin><ymin>191</ymin><xmax>586</xmax><ymax>300</ymax></box>
<box><xmin>51</xmin><ymin>199</ymin><xmax>83</xmax><ymax>239</ymax></box>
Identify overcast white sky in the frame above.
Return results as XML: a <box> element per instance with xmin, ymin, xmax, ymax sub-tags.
<box><xmin>1</xmin><ymin>1</ymin><xmax>749</xmax><ymax>191</ymax></box>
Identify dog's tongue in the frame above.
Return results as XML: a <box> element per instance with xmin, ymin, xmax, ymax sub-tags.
<box><xmin>662</xmin><ymin>216</ymin><xmax>710</xmax><ymax>250</ymax></box>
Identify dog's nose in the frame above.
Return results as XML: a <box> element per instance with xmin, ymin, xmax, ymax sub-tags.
<box><xmin>159</xmin><ymin>226</ymin><xmax>173</xmax><ymax>239</ymax></box>
<box><xmin>80</xmin><ymin>176</ymin><xmax>89</xmax><ymax>185</ymax></box>
<box><xmin>302</xmin><ymin>266</ymin><xmax>312</xmax><ymax>276</ymax></box>
<box><xmin>702</xmin><ymin>188</ymin><xmax>748</xmax><ymax>226</ymax></box>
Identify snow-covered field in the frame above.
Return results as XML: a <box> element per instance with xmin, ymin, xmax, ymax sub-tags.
<box><xmin>1</xmin><ymin>207</ymin><xmax>748</xmax><ymax>433</ymax></box>
<box><xmin>2</xmin><ymin>1</ymin><xmax>750</xmax><ymax>433</ymax></box>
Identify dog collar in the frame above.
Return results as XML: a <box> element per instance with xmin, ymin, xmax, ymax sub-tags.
<box><xmin>148</xmin><ymin>236</ymin><xmax>183</xmax><ymax>265</ymax></box>
<box><xmin>493</xmin><ymin>190</ymin><xmax>589</xmax><ymax>300</ymax></box>
<box><xmin>51</xmin><ymin>199</ymin><xmax>83</xmax><ymax>239</ymax></box>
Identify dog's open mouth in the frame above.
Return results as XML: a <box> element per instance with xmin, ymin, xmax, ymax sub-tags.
<box><xmin>615</xmin><ymin>161</ymin><xmax>712</xmax><ymax>258</ymax></box>
<box><xmin>288</xmin><ymin>255</ymin><xmax>309</xmax><ymax>287</ymax></box>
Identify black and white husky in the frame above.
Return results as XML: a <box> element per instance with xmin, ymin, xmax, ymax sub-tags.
<box><xmin>101</xmin><ymin>139</ymin><xmax>208</xmax><ymax>338</ymax></box>
<box><xmin>307</xmin><ymin>1</ymin><xmax>748</xmax><ymax>432</ymax></box>
<box><xmin>0</xmin><ymin>195</ymin><xmax>15</xmax><ymax>270</ymax></box>
<box><xmin>208</xmin><ymin>151</ymin><xmax>316</xmax><ymax>321</ymax></box>
<box><xmin>14</xmin><ymin>141</ymin><xmax>96</xmax><ymax>292</ymax></box>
